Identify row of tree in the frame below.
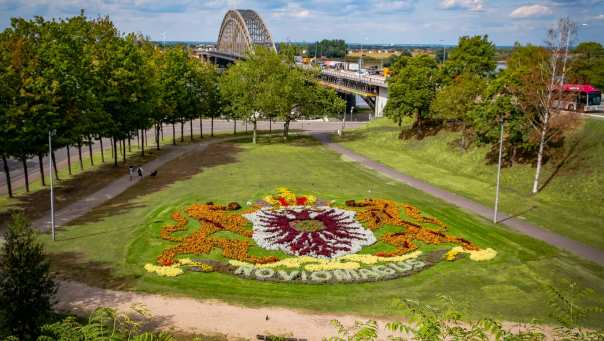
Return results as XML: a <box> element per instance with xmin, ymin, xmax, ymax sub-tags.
<box><xmin>1</xmin><ymin>13</ymin><xmax>345</xmax><ymax>199</ymax></box>
<box><xmin>0</xmin><ymin>13</ymin><xmax>223</xmax><ymax>198</ymax></box>
<box><xmin>384</xmin><ymin>18</ymin><xmax>600</xmax><ymax>193</ymax></box>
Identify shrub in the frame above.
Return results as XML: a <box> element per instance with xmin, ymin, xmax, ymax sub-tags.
<box><xmin>0</xmin><ymin>213</ymin><xmax>57</xmax><ymax>339</ymax></box>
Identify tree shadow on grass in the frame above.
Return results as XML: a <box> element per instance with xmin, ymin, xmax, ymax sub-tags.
<box><xmin>0</xmin><ymin>149</ymin><xmax>167</xmax><ymax>233</ymax></box>
<box><xmin>538</xmin><ymin>133</ymin><xmax>595</xmax><ymax>192</ymax></box>
<box><xmin>50</xmin><ymin>251</ymin><xmax>138</xmax><ymax>290</ymax></box>
<box><xmin>67</xmin><ymin>143</ymin><xmax>242</xmax><ymax>227</ymax></box>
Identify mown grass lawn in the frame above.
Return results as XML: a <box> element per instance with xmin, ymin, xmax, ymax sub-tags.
<box><xmin>42</xmin><ymin>136</ymin><xmax>604</xmax><ymax>327</ymax></box>
<box><xmin>334</xmin><ymin>118</ymin><xmax>604</xmax><ymax>250</ymax></box>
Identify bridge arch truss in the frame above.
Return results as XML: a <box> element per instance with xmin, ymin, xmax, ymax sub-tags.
<box><xmin>216</xmin><ymin>9</ymin><xmax>276</xmax><ymax>57</ymax></box>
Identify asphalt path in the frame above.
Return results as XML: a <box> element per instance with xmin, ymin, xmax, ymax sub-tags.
<box><xmin>0</xmin><ymin>119</ymin><xmax>364</xmax><ymax>195</ymax></box>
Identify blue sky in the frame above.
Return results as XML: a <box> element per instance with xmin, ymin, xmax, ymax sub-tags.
<box><xmin>1</xmin><ymin>0</ymin><xmax>603</xmax><ymax>45</ymax></box>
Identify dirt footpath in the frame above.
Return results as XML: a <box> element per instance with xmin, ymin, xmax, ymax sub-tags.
<box><xmin>56</xmin><ymin>281</ymin><xmax>392</xmax><ymax>340</ymax></box>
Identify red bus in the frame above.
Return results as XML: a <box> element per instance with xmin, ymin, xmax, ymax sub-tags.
<box><xmin>553</xmin><ymin>84</ymin><xmax>602</xmax><ymax>112</ymax></box>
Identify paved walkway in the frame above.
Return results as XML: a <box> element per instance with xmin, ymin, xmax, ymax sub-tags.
<box><xmin>312</xmin><ymin>133</ymin><xmax>604</xmax><ymax>267</ymax></box>
<box><xmin>33</xmin><ymin>137</ymin><xmax>233</xmax><ymax>232</ymax></box>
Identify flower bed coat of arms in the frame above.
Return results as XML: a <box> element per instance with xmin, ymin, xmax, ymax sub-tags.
<box><xmin>146</xmin><ymin>188</ymin><xmax>496</xmax><ymax>283</ymax></box>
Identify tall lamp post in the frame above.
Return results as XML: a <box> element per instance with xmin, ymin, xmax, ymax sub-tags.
<box><xmin>48</xmin><ymin>129</ymin><xmax>56</xmax><ymax>240</ymax></box>
<box><xmin>493</xmin><ymin>115</ymin><xmax>505</xmax><ymax>223</ymax></box>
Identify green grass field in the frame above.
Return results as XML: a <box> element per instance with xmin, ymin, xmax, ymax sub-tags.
<box><xmin>334</xmin><ymin>118</ymin><xmax>604</xmax><ymax>250</ymax></box>
<box><xmin>41</xmin><ymin>136</ymin><xmax>604</xmax><ymax>326</ymax></box>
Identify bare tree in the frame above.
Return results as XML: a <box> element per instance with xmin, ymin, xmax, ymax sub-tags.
<box><xmin>530</xmin><ymin>18</ymin><xmax>577</xmax><ymax>194</ymax></box>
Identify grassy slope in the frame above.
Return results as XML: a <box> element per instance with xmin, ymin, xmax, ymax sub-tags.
<box><xmin>335</xmin><ymin>118</ymin><xmax>604</xmax><ymax>250</ymax></box>
<box><xmin>42</xmin><ymin>137</ymin><xmax>604</xmax><ymax>326</ymax></box>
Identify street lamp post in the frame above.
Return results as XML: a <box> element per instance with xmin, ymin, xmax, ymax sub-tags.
<box><xmin>493</xmin><ymin>115</ymin><xmax>504</xmax><ymax>223</ymax></box>
<box><xmin>48</xmin><ymin>129</ymin><xmax>56</xmax><ymax>240</ymax></box>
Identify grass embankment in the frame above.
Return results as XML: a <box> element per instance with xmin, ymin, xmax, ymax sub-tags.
<box><xmin>41</xmin><ymin>136</ymin><xmax>604</xmax><ymax>326</ymax></box>
<box><xmin>334</xmin><ymin>118</ymin><xmax>604</xmax><ymax>250</ymax></box>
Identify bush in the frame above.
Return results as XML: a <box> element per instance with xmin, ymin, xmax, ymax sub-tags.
<box><xmin>0</xmin><ymin>213</ymin><xmax>57</xmax><ymax>339</ymax></box>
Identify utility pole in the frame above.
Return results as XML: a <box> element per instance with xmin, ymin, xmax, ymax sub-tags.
<box><xmin>493</xmin><ymin>115</ymin><xmax>504</xmax><ymax>223</ymax></box>
<box><xmin>48</xmin><ymin>130</ymin><xmax>56</xmax><ymax>241</ymax></box>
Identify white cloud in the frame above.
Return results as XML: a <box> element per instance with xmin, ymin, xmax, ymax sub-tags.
<box><xmin>594</xmin><ymin>14</ymin><xmax>604</xmax><ymax>20</ymax></box>
<box><xmin>510</xmin><ymin>4</ymin><xmax>552</xmax><ymax>18</ymax></box>
<box><xmin>440</xmin><ymin>0</ymin><xmax>484</xmax><ymax>11</ymax></box>
<box><xmin>271</xmin><ymin>3</ymin><xmax>311</xmax><ymax>18</ymax></box>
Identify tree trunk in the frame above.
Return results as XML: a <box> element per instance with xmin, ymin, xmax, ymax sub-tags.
<box><xmin>269</xmin><ymin>117</ymin><xmax>272</xmax><ymax>142</ymax></box>
<box><xmin>161</xmin><ymin>124</ymin><xmax>164</xmax><ymax>140</ymax></box>
<box><xmin>141</xmin><ymin>129</ymin><xmax>145</xmax><ymax>157</ymax></box>
<box><xmin>155</xmin><ymin>123</ymin><xmax>160</xmax><ymax>150</ymax></box>
<box><xmin>122</xmin><ymin>139</ymin><xmax>126</xmax><ymax>163</ymax></box>
<box><xmin>252</xmin><ymin>120</ymin><xmax>257</xmax><ymax>144</ymax></box>
<box><xmin>283</xmin><ymin>119</ymin><xmax>290</xmax><ymax>141</ymax></box>
<box><xmin>21</xmin><ymin>156</ymin><xmax>29</xmax><ymax>192</ymax></box>
<box><xmin>190</xmin><ymin>119</ymin><xmax>194</xmax><ymax>141</ymax></box>
<box><xmin>2</xmin><ymin>154</ymin><xmax>12</xmax><ymax>197</ymax></box>
<box><xmin>461</xmin><ymin>122</ymin><xmax>466</xmax><ymax>150</ymax></box>
<box><xmin>88</xmin><ymin>136</ymin><xmax>94</xmax><ymax>166</ymax></box>
<box><xmin>137</xmin><ymin>132</ymin><xmax>140</xmax><ymax>150</ymax></box>
<box><xmin>127</xmin><ymin>136</ymin><xmax>131</xmax><ymax>153</ymax></box>
<box><xmin>414</xmin><ymin>111</ymin><xmax>423</xmax><ymax>136</ymax></box>
<box><xmin>180</xmin><ymin>121</ymin><xmax>184</xmax><ymax>142</ymax></box>
<box><xmin>51</xmin><ymin>151</ymin><xmax>59</xmax><ymax>180</ymax></box>
<box><xmin>77</xmin><ymin>141</ymin><xmax>83</xmax><ymax>171</ymax></box>
<box><xmin>532</xmin><ymin>111</ymin><xmax>550</xmax><ymax>194</ymax></box>
<box><xmin>110</xmin><ymin>137</ymin><xmax>114</xmax><ymax>160</ymax></box>
<box><xmin>199</xmin><ymin>116</ymin><xmax>203</xmax><ymax>138</ymax></box>
<box><xmin>99</xmin><ymin>139</ymin><xmax>104</xmax><ymax>163</ymax></box>
<box><xmin>211</xmin><ymin>116</ymin><xmax>214</xmax><ymax>137</ymax></box>
<box><xmin>38</xmin><ymin>153</ymin><xmax>46</xmax><ymax>186</ymax></box>
<box><xmin>172</xmin><ymin>123</ymin><xmax>176</xmax><ymax>145</ymax></box>
<box><xmin>66</xmin><ymin>145</ymin><xmax>72</xmax><ymax>175</ymax></box>
<box><xmin>233</xmin><ymin>119</ymin><xmax>237</xmax><ymax>135</ymax></box>
<box><xmin>113</xmin><ymin>138</ymin><xmax>118</xmax><ymax>167</ymax></box>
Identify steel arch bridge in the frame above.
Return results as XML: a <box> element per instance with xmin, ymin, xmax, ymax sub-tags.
<box><xmin>216</xmin><ymin>9</ymin><xmax>276</xmax><ymax>57</ymax></box>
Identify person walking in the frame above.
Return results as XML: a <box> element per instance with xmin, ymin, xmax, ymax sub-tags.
<box><xmin>128</xmin><ymin>166</ymin><xmax>134</xmax><ymax>181</ymax></box>
<box><xmin>137</xmin><ymin>166</ymin><xmax>144</xmax><ymax>178</ymax></box>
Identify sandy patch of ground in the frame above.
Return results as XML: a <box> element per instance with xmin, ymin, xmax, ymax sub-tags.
<box><xmin>56</xmin><ymin>280</ymin><xmax>391</xmax><ymax>340</ymax></box>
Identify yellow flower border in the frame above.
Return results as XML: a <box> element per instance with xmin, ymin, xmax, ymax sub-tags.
<box><xmin>228</xmin><ymin>251</ymin><xmax>424</xmax><ymax>272</ymax></box>
<box><xmin>144</xmin><ymin>258</ymin><xmax>213</xmax><ymax>277</ymax></box>
<box><xmin>446</xmin><ymin>246</ymin><xmax>497</xmax><ymax>261</ymax></box>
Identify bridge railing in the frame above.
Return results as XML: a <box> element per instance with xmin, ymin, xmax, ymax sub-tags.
<box><xmin>320</xmin><ymin>68</ymin><xmax>388</xmax><ymax>88</ymax></box>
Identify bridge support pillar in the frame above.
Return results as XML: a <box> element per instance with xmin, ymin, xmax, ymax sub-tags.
<box><xmin>375</xmin><ymin>86</ymin><xmax>388</xmax><ymax>118</ymax></box>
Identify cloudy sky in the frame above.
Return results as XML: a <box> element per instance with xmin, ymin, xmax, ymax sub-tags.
<box><xmin>1</xmin><ymin>0</ymin><xmax>603</xmax><ymax>45</ymax></box>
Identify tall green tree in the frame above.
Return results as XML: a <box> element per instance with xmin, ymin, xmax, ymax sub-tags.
<box><xmin>384</xmin><ymin>55</ymin><xmax>439</xmax><ymax>137</ymax></box>
<box><xmin>569</xmin><ymin>41</ymin><xmax>604</xmax><ymax>89</ymax></box>
<box><xmin>0</xmin><ymin>213</ymin><xmax>56</xmax><ymax>339</ymax></box>
<box><xmin>156</xmin><ymin>46</ymin><xmax>190</xmax><ymax>145</ymax></box>
<box><xmin>221</xmin><ymin>47</ymin><xmax>281</xmax><ymax>143</ymax></box>
<box><xmin>443</xmin><ymin>35</ymin><xmax>496</xmax><ymax>80</ymax></box>
<box><xmin>0</xmin><ymin>28</ymin><xmax>19</xmax><ymax>197</ymax></box>
<box><xmin>431</xmin><ymin>73</ymin><xmax>486</xmax><ymax>149</ymax></box>
<box><xmin>2</xmin><ymin>17</ymin><xmax>61</xmax><ymax>191</ymax></box>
